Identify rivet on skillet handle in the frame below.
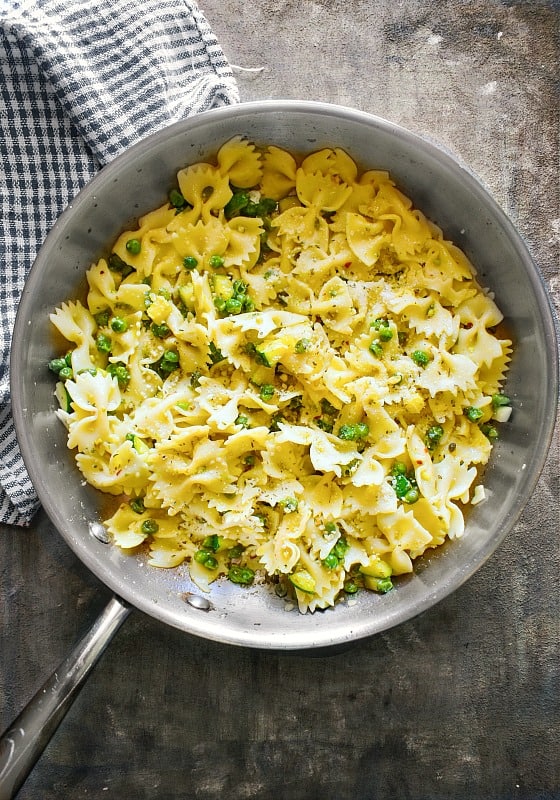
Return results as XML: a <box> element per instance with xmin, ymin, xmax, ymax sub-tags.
<box><xmin>0</xmin><ymin>595</ymin><xmax>131</xmax><ymax>800</ymax></box>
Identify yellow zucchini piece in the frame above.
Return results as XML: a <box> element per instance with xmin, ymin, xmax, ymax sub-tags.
<box><xmin>55</xmin><ymin>382</ymin><xmax>73</xmax><ymax>413</ymax></box>
<box><xmin>255</xmin><ymin>337</ymin><xmax>291</xmax><ymax>368</ymax></box>
<box><xmin>178</xmin><ymin>284</ymin><xmax>195</xmax><ymax>311</ymax></box>
<box><xmin>359</xmin><ymin>557</ymin><xmax>392</xmax><ymax>578</ymax></box>
<box><xmin>213</xmin><ymin>274</ymin><xmax>233</xmax><ymax>300</ymax></box>
<box><xmin>289</xmin><ymin>569</ymin><xmax>316</xmax><ymax>594</ymax></box>
<box><xmin>131</xmin><ymin>435</ymin><xmax>150</xmax><ymax>455</ymax></box>
<box><xmin>251</xmin><ymin>364</ymin><xmax>275</xmax><ymax>386</ymax></box>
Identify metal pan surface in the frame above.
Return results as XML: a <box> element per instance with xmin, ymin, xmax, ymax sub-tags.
<box><xmin>10</xmin><ymin>100</ymin><xmax>559</xmax><ymax>651</ymax></box>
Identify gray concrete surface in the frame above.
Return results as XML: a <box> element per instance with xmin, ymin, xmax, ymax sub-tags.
<box><xmin>1</xmin><ymin>1</ymin><xmax>559</xmax><ymax>798</ymax></box>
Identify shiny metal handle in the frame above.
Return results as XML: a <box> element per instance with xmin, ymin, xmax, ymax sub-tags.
<box><xmin>0</xmin><ymin>595</ymin><xmax>132</xmax><ymax>800</ymax></box>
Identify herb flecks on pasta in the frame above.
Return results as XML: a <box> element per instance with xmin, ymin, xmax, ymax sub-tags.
<box><xmin>49</xmin><ymin>138</ymin><xmax>513</xmax><ymax>613</ymax></box>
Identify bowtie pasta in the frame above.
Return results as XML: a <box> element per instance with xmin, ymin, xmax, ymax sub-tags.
<box><xmin>49</xmin><ymin>137</ymin><xmax>512</xmax><ymax>613</ymax></box>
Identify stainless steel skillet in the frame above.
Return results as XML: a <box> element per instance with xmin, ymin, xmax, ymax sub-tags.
<box><xmin>1</xmin><ymin>101</ymin><xmax>558</xmax><ymax>798</ymax></box>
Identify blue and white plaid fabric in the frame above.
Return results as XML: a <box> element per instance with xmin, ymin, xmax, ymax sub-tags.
<box><xmin>0</xmin><ymin>0</ymin><xmax>239</xmax><ymax>525</ymax></box>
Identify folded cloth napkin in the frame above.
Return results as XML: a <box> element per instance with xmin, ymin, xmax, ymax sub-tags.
<box><xmin>0</xmin><ymin>0</ymin><xmax>239</xmax><ymax>525</ymax></box>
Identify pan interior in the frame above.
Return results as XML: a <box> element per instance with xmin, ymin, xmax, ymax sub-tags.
<box><xmin>11</xmin><ymin>101</ymin><xmax>558</xmax><ymax>649</ymax></box>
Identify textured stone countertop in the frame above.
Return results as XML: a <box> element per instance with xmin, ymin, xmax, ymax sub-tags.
<box><xmin>1</xmin><ymin>2</ymin><xmax>559</xmax><ymax>798</ymax></box>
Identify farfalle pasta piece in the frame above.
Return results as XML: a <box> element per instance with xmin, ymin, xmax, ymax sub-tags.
<box><xmin>85</xmin><ymin>259</ymin><xmax>118</xmax><ymax>314</ymax></box>
<box><xmin>272</xmin><ymin>204</ymin><xmax>330</xmax><ymax>250</ymax></box>
<box><xmin>177</xmin><ymin>163</ymin><xmax>232</xmax><ymax>219</ymax></box>
<box><xmin>224</xmin><ymin>216</ymin><xmax>263</xmax><ymax>268</ymax></box>
<box><xmin>346</xmin><ymin>213</ymin><xmax>389</xmax><ymax>266</ymax></box>
<box><xmin>300</xmin><ymin>147</ymin><xmax>358</xmax><ymax>185</ymax></box>
<box><xmin>296</xmin><ymin>169</ymin><xmax>353</xmax><ymax>211</ymax></box>
<box><xmin>217</xmin><ymin>136</ymin><xmax>262</xmax><ymax>188</ymax></box>
<box><xmin>260</xmin><ymin>146</ymin><xmax>297</xmax><ymax>199</ymax></box>
<box><xmin>171</xmin><ymin>217</ymin><xmax>229</xmax><ymax>266</ymax></box>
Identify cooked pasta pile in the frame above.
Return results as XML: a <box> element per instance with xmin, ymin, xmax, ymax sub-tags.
<box><xmin>50</xmin><ymin>137</ymin><xmax>512</xmax><ymax>612</ymax></box>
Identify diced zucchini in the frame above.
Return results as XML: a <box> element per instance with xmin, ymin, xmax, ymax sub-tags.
<box><xmin>131</xmin><ymin>436</ymin><xmax>150</xmax><ymax>455</ymax></box>
<box><xmin>363</xmin><ymin>575</ymin><xmax>393</xmax><ymax>593</ymax></box>
<box><xmin>55</xmin><ymin>382</ymin><xmax>72</xmax><ymax>413</ymax></box>
<box><xmin>359</xmin><ymin>557</ymin><xmax>392</xmax><ymax>579</ymax></box>
<box><xmin>255</xmin><ymin>338</ymin><xmax>290</xmax><ymax>368</ymax></box>
<box><xmin>213</xmin><ymin>274</ymin><xmax>233</xmax><ymax>300</ymax></box>
<box><xmin>289</xmin><ymin>569</ymin><xmax>316</xmax><ymax>594</ymax></box>
<box><xmin>251</xmin><ymin>364</ymin><xmax>275</xmax><ymax>387</ymax></box>
<box><xmin>178</xmin><ymin>284</ymin><xmax>195</xmax><ymax>311</ymax></box>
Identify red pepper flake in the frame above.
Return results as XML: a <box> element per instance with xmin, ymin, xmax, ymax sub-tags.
<box><xmin>416</xmin><ymin>460</ymin><xmax>423</xmax><ymax>465</ymax></box>
<box><xmin>343</xmin><ymin>261</ymin><xmax>352</xmax><ymax>269</ymax></box>
<box><xmin>463</xmin><ymin>322</ymin><xmax>473</xmax><ymax>329</ymax></box>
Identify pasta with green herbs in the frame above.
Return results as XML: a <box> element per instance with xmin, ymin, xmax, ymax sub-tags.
<box><xmin>49</xmin><ymin>137</ymin><xmax>512</xmax><ymax>613</ymax></box>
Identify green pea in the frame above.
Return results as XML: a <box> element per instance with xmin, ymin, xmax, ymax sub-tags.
<box><xmin>333</xmin><ymin>537</ymin><xmax>349</xmax><ymax>559</ymax></box>
<box><xmin>110</xmin><ymin>316</ymin><xmax>128</xmax><ymax>333</ymax></box>
<box><xmin>378</xmin><ymin>327</ymin><xmax>393</xmax><ymax>342</ymax></box>
<box><xmin>324</xmin><ymin>521</ymin><xmax>338</xmax><ymax>534</ymax></box>
<box><xmin>129</xmin><ymin>497</ymin><xmax>145</xmax><ymax>514</ymax></box>
<box><xmin>403</xmin><ymin>487</ymin><xmax>420</xmax><ymax>504</ymax></box>
<box><xmin>58</xmin><ymin>366</ymin><xmax>73</xmax><ymax>381</ymax></box>
<box><xmin>214</xmin><ymin>297</ymin><xmax>227</xmax><ymax>313</ymax></box>
<box><xmin>202</xmin><ymin>534</ymin><xmax>221</xmax><ymax>552</ymax></box>
<box><xmin>390</xmin><ymin>461</ymin><xmax>408</xmax><ymax>477</ymax></box>
<box><xmin>344</xmin><ymin>580</ymin><xmax>360</xmax><ymax>594</ymax></box>
<box><xmin>96</xmin><ymin>333</ymin><xmax>112</xmax><ymax>354</ymax></box>
<box><xmin>183</xmin><ymin>256</ymin><xmax>198</xmax><ymax>270</ymax></box>
<box><xmin>94</xmin><ymin>310</ymin><xmax>110</xmax><ymax>327</ymax></box>
<box><xmin>162</xmin><ymin>350</ymin><xmax>179</xmax><ymax>363</ymax></box>
<box><xmin>425</xmin><ymin>424</ymin><xmax>444</xmax><ymax>449</ymax></box>
<box><xmin>323</xmin><ymin>553</ymin><xmax>339</xmax><ymax>570</ymax></box>
<box><xmin>48</xmin><ymin>357</ymin><xmax>67</xmax><ymax>375</ymax></box>
<box><xmin>411</xmin><ymin>349</ymin><xmax>431</xmax><ymax>368</ymax></box>
<box><xmin>235</xmin><ymin>415</ymin><xmax>250</xmax><ymax>428</ymax></box>
<box><xmin>151</xmin><ymin>322</ymin><xmax>170</xmax><ymax>338</ymax></box>
<box><xmin>107</xmin><ymin>363</ymin><xmax>130</xmax><ymax>387</ymax></box>
<box><xmin>194</xmin><ymin>548</ymin><xmax>213</xmax><ymax>564</ymax></box>
<box><xmin>369</xmin><ymin>341</ymin><xmax>383</xmax><ymax>358</ymax></box>
<box><xmin>125</xmin><ymin>238</ymin><xmax>141</xmax><ymax>255</ymax></box>
<box><xmin>393</xmin><ymin>474</ymin><xmax>412</xmax><ymax>499</ymax></box>
<box><xmin>203</xmin><ymin>555</ymin><xmax>218</xmax><ymax>570</ymax></box>
<box><xmin>169</xmin><ymin>189</ymin><xmax>186</xmax><ymax>209</ymax></box>
<box><xmin>225</xmin><ymin>297</ymin><xmax>243</xmax><ymax>315</ymax></box>
<box><xmin>141</xmin><ymin>519</ymin><xmax>159</xmax><ymax>535</ymax></box>
<box><xmin>209</xmin><ymin>255</ymin><xmax>225</xmax><ymax>269</ymax></box>
<box><xmin>242</xmin><ymin>296</ymin><xmax>255</xmax><ymax>312</ymax></box>
<box><xmin>228</xmin><ymin>565</ymin><xmax>255</xmax><ymax>585</ymax></box>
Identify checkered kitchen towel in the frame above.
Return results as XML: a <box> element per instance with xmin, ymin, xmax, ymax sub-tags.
<box><xmin>0</xmin><ymin>0</ymin><xmax>239</xmax><ymax>525</ymax></box>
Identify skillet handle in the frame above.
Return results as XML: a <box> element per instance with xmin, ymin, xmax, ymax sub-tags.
<box><xmin>0</xmin><ymin>595</ymin><xmax>131</xmax><ymax>800</ymax></box>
